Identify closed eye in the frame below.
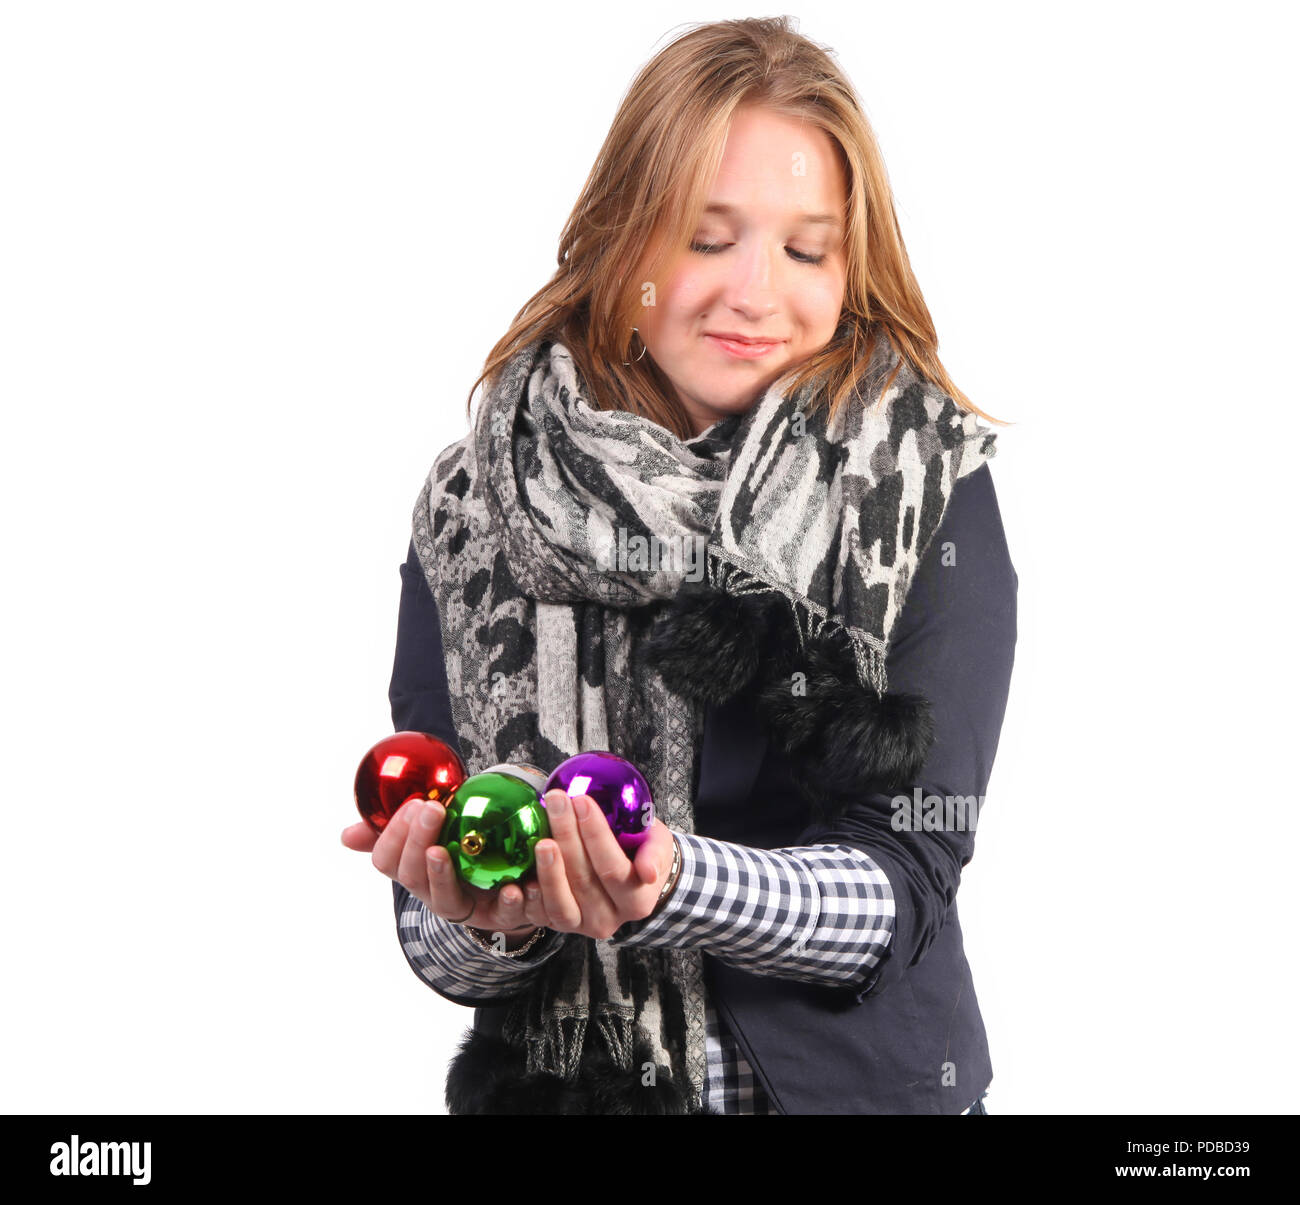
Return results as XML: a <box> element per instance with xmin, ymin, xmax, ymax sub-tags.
<box><xmin>689</xmin><ymin>240</ymin><xmax>826</xmax><ymax>267</ymax></box>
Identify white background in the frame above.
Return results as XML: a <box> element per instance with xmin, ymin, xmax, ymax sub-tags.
<box><xmin>3</xmin><ymin>0</ymin><xmax>1296</xmax><ymax>1115</ymax></box>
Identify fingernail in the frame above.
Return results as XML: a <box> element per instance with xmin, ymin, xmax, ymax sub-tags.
<box><xmin>419</xmin><ymin>804</ymin><xmax>438</xmax><ymax>829</ymax></box>
<box><xmin>538</xmin><ymin>846</ymin><xmax>554</xmax><ymax>867</ymax></box>
<box><xmin>572</xmin><ymin>794</ymin><xmax>588</xmax><ymax>819</ymax></box>
<box><xmin>548</xmin><ymin>793</ymin><xmax>567</xmax><ymax>817</ymax></box>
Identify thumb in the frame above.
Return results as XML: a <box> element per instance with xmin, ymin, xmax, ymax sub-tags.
<box><xmin>634</xmin><ymin>829</ymin><xmax>670</xmax><ymax>886</ymax></box>
<box><xmin>341</xmin><ymin>821</ymin><xmax>379</xmax><ymax>852</ymax></box>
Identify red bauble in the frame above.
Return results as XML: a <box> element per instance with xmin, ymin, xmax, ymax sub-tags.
<box><xmin>354</xmin><ymin>731</ymin><xmax>467</xmax><ymax>834</ymax></box>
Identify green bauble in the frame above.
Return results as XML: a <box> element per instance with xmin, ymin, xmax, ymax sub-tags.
<box><xmin>441</xmin><ymin>770</ymin><xmax>551</xmax><ymax>891</ymax></box>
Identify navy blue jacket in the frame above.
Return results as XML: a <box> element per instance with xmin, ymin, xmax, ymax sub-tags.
<box><xmin>388</xmin><ymin>461</ymin><xmax>1018</xmax><ymax>1114</ymax></box>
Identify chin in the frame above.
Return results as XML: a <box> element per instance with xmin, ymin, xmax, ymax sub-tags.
<box><xmin>665</xmin><ymin>353</ymin><xmax>784</xmax><ymax>430</ymax></box>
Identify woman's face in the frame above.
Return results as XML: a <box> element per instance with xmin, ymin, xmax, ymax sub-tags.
<box><xmin>635</xmin><ymin>105</ymin><xmax>849</xmax><ymax>437</ymax></box>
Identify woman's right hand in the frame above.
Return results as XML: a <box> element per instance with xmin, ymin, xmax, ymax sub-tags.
<box><xmin>340</xmin><ymin>799</ymin><xmax>537</xmax><ymax>936</ymax></box>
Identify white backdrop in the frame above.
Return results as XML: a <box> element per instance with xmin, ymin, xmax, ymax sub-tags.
<box><xmin>3</xmin><ymin>0</ymin><xmax>1296</xmax><ymax>1115</ymax></box>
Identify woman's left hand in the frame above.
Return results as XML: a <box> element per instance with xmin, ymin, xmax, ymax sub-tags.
<box><xmin>521</xmin><ymin>790</ymin><xmax>677</xmax><ymax>940</ymax></box>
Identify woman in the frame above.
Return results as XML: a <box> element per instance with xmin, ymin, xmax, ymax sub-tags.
<box><xmin>342</xmin><ymin>16</ymin><xmax>1017</xmax><ymax>1115</ymax></box>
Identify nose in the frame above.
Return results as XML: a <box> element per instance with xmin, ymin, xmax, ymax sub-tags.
<box><xmin>718</xmin><ymin>239</ymin><xmax>779</xmax><ymax>322</ymax></box>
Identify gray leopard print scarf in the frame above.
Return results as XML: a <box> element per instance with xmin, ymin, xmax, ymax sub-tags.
<box><xmin>410</xmin><ymin>331</ymin><xmax>996</xmax><ymax>1114</ymax></box>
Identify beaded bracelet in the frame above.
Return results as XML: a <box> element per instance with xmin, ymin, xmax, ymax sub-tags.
<box><xmin>464</xmin><ymin>924</ymin><xmax>549</xmax><ymax>958</ymax></box>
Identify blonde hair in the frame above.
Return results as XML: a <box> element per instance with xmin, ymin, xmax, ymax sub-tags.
<box><xmin>465</xmin><ymin>15</ymin><xmax>1006</xmax><ymax>439</ymax></box>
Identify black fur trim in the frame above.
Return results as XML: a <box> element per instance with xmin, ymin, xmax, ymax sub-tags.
<box><xmin>643</xmin><ymin>582</ymin><xmax>936</xmax><ymax>822</ymax></box>
<box><xmin>445</xmin><ymin>1027</ymin><xmax>703</xmax><ymax>1116</ymax></box>
<box><xmin>641</xmin><ymin>582</ymin><xmax>793</xmax><ymax>705</ymax></box>
<box><xmin>756</xmin><ymin>626</ymin><xmax>935</xmax><ymax>815</ymax></box>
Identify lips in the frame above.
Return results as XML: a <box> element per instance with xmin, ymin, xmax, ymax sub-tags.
<box><xmin>704</xmin><ymin>332</ymin><xmax>783</xmax><ymax>345</ymax></box>
<box><xmin>704</xmin><ymin>332</ymin><xmax>785</xmax><ymax>360</ymax></box>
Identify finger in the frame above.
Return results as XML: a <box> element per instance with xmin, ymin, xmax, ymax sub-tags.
<box><xmin>631</xmin><ymin>821</ymin><xmax>677</xmax><ymax>892</ymax></box>
<box><xmin>605</xmin><ymin>821</ymin><xmax>674</xmax><ymax>924</ymax></box>
<box><xmin>491</xmin><ymin>881</ymin><xmax>529</xmax><ymax>931</ymax></box>
<box><xmin>543</xmin><ymin>791</ymin><xmax>613</xmax><ymax>915</ymax></box>
<box><xmin>426</xmin><ymin>843</ymin><xmax>474</xmax><ymax>921</ymax></box>
<box><xmin>397</xmin><ymin>801</ymin><xmax>444</xmax><ymax>897</ymax></box>
<box><xmin>572</xmin><ymin>792</ymin><xmax>641</xmax><ymax>903</ymax></box>
<box><xmin>370</xmin><ymin>798</ymin><xmax>425</xmax><ymax>878</ymax></box>
<box><xmin>521</xmin><ymin>878</ymin><xmax>549</xmax><ymax>929</ymax></box>
<box><xmin>534</xmin><ymin>840</ymin><xmax>582</xmax><ymax>930</ymax></box>
<box><xmin>341</xmin><ymin>821</ymin><xmax>378</xmax><ymax>852</ymax></box>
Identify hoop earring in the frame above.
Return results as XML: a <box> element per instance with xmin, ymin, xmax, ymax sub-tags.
<box><xmin>622</xmin><ymin>327</ymin><xmax>648</xmax><ymax>366</ymax></box>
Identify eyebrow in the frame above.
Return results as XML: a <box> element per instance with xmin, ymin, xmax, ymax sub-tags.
<box><xmin>702</xmin><ymin>202</ymin><xmax>842</xmax><ymax>228</ymax></box>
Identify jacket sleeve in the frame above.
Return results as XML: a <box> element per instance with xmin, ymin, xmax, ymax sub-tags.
<box><xmin>800</xmin><ymin>461</ymin><xmax>1018</xmax><ymax>1000</ymax></box>
<box><xmin>387</xmin><ymin>540</ymin><xmax>572</xmax><ymax>1006</ymax></box>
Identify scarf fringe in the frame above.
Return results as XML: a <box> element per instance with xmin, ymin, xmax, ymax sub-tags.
<box><xmin>498</xmin><ymin>973</ymin><xmax>643</xmax><ymax>1084</ymax></box>
<box><xmin>705</xmin><ymin>553</ymin><xmax>887</xmax><ymax>691</ymax></box>
<box><xmin>594</xmin><ymin>1009</ymin><xmax>637</xmax><ymax>1072</ymax></box>
<box><xmin>519</xmin><ymin>1011</ymin><xmax>588</xmax><ymax>1080</ymax></box>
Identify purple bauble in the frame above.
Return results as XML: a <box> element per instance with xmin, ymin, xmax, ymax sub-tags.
<box><xmin>544</xmin><ymin>751</ymin><xmax>654</xmax><ymax>856</ymax></box>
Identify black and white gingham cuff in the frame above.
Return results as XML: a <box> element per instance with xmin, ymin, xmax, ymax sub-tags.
<box><xmin>395</xmin><ymin>889</ymin><xmax>567</xmax><ymax>1002</ymax></box>
<box><xmin>610</xmin><ymin>833</ymin><xmax>894</xmax><ymax>988</ymax></box>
